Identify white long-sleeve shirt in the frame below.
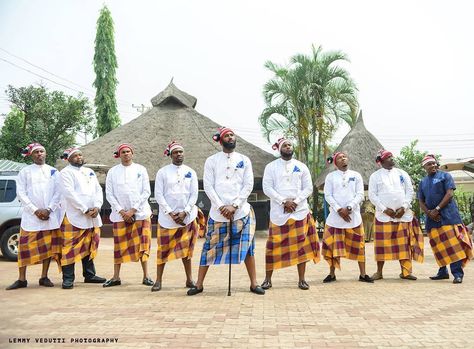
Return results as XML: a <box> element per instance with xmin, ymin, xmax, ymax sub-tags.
<box><xmin>324</xmin><ymin>169</ymin><xmax>364</xmax><ymax>229</ymax></box>
<box><xmin>59</xmin><ymin>165</ymin><xmax>103</xmax><ymax>229</ymax></box>
<box><xmin>17</xmin><ymin>164</ymin><xmax>62</xmax><ymax>231</ymax></box>
<box><xmin>262</xmin><ymin>158</ymin><xmax>312</xmax><ymax>226</ymax></box>
<box><xmin>105</xmin><ymin>163</ymin><xmax>152</xmax><ymax>223</ymax></box>
<box><xmin>154</xmin><ymin>163</ymin><xmax>198</xmax><ymax>229</ymax></box>
<box><xmin>368</xmin><ymin>167</ymin><xmax>414</xmax><ymax>222</ymax></box>
<box><xmin>203</xmin><ymin>151</ymin><xmax>253</xmax><ymax>222</ymax></box>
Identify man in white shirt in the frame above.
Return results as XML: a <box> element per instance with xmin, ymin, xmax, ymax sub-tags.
<box><xmin>368</xmin><ymin>149</ymin><xmax>424</xmax><ymax>281</ymax></box>
<box><xmin>103</xmin><ymin>144</ymin><xmax>153</xmax><ymax>288</ymax></box>
<box><xmin>187</xmin><ymin>127</ymin><xmax>265</xmax><ymax>296</ymax></box>
<box><xmin>261</xmin><ymin>138</ymin><xmax>320</xmax><ymax>290</ymax></box>
<box><xmin>58</xmin><ymin>147</ymin><xmax>106</xmax><ymax>289</ymax></box>
<box><xmin>153</xmin><ymin>141</ymin><xmax>205</xmax><ymax>292</ymax></box>
<box><xmin>6</xmin><ymin>143</ymin><xmax>61</xmax><ymax>290</ymax></box>
<box><xmin>322</xmin><ymin>152</ymin><xmax>373</xmax><ymax>283</ymax></box>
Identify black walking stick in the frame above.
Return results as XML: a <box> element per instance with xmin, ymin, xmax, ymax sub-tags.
<box><xmin>227</xmin><ymin>217</ymin><xmax>233</xmax><ymax>296</ymax></box>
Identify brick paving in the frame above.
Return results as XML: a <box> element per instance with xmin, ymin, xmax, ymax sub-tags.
<box><xmin>1</xmin><ymin>236</ymin><xmax>474</xmax><ymax>349</ymax></box>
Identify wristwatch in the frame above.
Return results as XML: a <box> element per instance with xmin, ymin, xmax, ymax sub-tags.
<box><xmin>232</xmin><ymin>203</ymin><xmax>239</xmax><ymax>209</ymax></box>
<box><xmin>346</xmin><ymin>206</ymin><xmax>352</xmax><ymax>212</ymax></box>
<box><xmin>435</xmin><ymin>205</ymin><xmax>441</xmax><ymax>211</ymax></box>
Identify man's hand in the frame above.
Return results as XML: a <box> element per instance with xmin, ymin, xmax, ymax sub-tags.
<box><xmin>394</xmin><ymin>207</ymin><xmax>405</xmax><ymax>219</ymax></box>
<box><xmin>170</xmin><ymin>212</ymin><xmax>187</xmax><ymax>226</ymax></box>
<box><xmin>428</xmin><ymin>209</ymin><xmax>441</xmax><ymax>222</ymax></box>
<box><xmin>337</xmin><ymin>208</ymin><xmax>352</xmax><ymax>223</ymax></box>
<box><xmin>383</xmin><ymin>208</ymin><xmax>396</xmax><ymax>218</ymax></box>
<box><xmin>120</xmin><ymin>209</ymin><xmax>136</xmax><ymax>223</ymax></box>
<box><xmin>283</xmin><ymin>200</ymin><xmax>297</xmax><ymax>213</ymax></box>
<box><xmin>34</xmin><ymin>209</ymin><xmax>50</xmax><ymax>221</ymax></box>
<box><xmin>219</xmin><ymin>205</ymin><xmax>236</xmax><ymax>220</ymax></box>
<box><xmin>86</xmin><ymin>207</ymin><xmax>100</xmax><ymax>219</ymax></box>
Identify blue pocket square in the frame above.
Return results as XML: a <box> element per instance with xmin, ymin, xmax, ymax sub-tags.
<box><xmin>293</xmin><ymin>166</ymin><xmax>301</xmax><ymax>173</ymax></box>
<box><xmin>236</xmin><ymin>161</ymin><xmax>244</xmax><ymax>169</ymax></box>
<box><xmin>50</xmin><ymin>169</ymin><xmax>57</xmax><ymax>176</ymax></box>
<box><xmin>185</xmin><ymin>171</ymin><xmax>192</xmax><ymax>178</ymax></box>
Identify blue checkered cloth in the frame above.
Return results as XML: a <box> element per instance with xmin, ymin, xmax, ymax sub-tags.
<box><xmin>199</xmin><ymin>209</ymin><xmax>256</xmax><ymax>266</ymax></box>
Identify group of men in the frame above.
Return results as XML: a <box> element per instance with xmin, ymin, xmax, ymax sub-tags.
<box><xmin>6</xmin><ymin>127</ymin><xmax>472</xmax><ymax>295</ymax></box>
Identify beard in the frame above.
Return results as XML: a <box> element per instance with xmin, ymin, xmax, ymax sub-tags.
<box><xmin>281</xmin><ymin>150</ymin><xmax>294</xmax><ymax>158</ymax></box>
<box><xmin>222</xmin><ymin>140</ymin><xmax>236</xmax><ymax>150</ymax></box>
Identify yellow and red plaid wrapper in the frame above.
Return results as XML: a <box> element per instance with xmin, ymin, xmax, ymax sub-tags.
<box><xmin>265</xmin><ymin>213</ymin><xmax>320</xmax><ymax>271</ymax></box>
<box><xmin>321</xmin><ymin>224</ymin><xmax>365</xmax><ymax>269</ymax></box>
<box><xmin>113</xmin><ymin>218</ymin><xmax>151</xmax><ymax>264</ymax></box>
<box><xmin>58</xmin><ymin>216</ymin><xmax>100</xmax><ymax>267</ymax></box>
<box><xmin>17</xmin><ymin>228</ymin><xmax>61</xmax><ymax>268</ymax></box>
<box><xmin>374</xmin><ymin>218</ymin><xmax>424</xmax><ymax>263</ymax></box>
<box><xmin>156</xmin><ymin>210</ymin><xmax>206</xmax><ymax>265</ymax></box>
<box><xmin>428</xmin><ymin>224</ymin><xmax>473</xmax><ymax>267</ymax></box>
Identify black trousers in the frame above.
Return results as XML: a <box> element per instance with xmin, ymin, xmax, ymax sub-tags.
<box><xmin>62</xmin><ymin>255</ymin><xmax>96</xmax><ymax>284</ymax></box>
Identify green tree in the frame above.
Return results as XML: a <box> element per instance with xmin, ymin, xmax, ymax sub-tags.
<box><xmin>260</xmin><ymin>45</ymin><xmax>358</xmax><ymax>212</ymax></box>
<box><xmin>0</xmin><ymin>85</ymin><xmax>93</xmax><ymax>165</ymax></box>
<box><xmin>93</xmin><ymin>5</ymin><xmax>120</xmax><ymax>137</ymax></box>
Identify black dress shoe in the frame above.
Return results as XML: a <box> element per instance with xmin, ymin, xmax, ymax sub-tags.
<box><xmin>84</xmin><ymin>275</ymin><xmax>106</xmax><ymax>284</ymax></box>
<box><xmin>185</xmin><ymin>280</ymin><xmax>196</xmax><ymax>288</ymax></box>
<box><xmin>298</xmin><ymin>280</ymin><xmax>310</xmax><ymax>290</ymax></box>
<box><xmin>39</xmin><ymin>277</ymin><xmax>54</xmax><ymax>287</ymax></box>
<box><xmin>6</xmin><ymin>280</ymin><xmax>28</xmax><ymax>290</ymax></box>
<box><xmin>359</xmin><ymin>274</ymin><xmax>374</xmax><ymax>283</ymax></box>
<box><xmin>103</xmin><ymin>279</ymin><xmax>121</xmax><ymax>288</ymax></box>
<box><xmin>261</xmin><ymin>280</ymin><xmax>272</xmax><ymax>290</ymax></box>
<box><xmin>250</xmin><ymin>285</ymin><xmax>265</xmax><ymax>295</ymax></box>
<box><xmin>430</xmin><ymin>274</ymin><xmax>449</xmax><ymax>280</ymax></box>
<box><xmin>187</xmin><ymin>287</ymin><xmax>204</xmax><ymax>296</ymax></box>
<box><xmin>453</xmin><ymin>277</ymin><xmax>463</xmax><ymax>284</ymax></box>
<box><xmin>151</xmin><ymin>281</ymin><xmax>162</xmax><ymax>292</ymax></box>
<box><xmin>323</xmin><ymin>275</ymin><xmax>336</xmax><ymax>283</ymax></box>
<box><xmin>142</xmin><ymin>277</ymin><xmax>154</xmax><ymax>286</ymax></box>
<box><xmin>62</xmin><ymin>282</ymin><xmax>74</xmax><ymax>289</ymax></box>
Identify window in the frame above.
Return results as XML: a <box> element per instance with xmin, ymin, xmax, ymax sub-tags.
<box><xmin>0</xmin><ymin>180</ymin><xmax>17</xmax><ymax>203</ymax></box>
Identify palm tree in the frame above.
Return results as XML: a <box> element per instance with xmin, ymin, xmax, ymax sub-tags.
<box><xmin>260</xmin><ymin>45</ymin><xmax>358</xmax><ymax>213</ymax></box>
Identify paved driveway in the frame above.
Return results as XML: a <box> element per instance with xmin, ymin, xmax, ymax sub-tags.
<box><xmin>1</xmin><ymin>237</ymin><xmax>473</xmax><ymax>348</ymax></box>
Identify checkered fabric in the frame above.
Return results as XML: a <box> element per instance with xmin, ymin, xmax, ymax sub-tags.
<box><xmin>321</xmin><ymin>224</ymin><xmax>365</xmax><ymax>270</ymax></box>
<box><xmin>199</xmin><ymin>209</ymin><xmax>256</xmax><ymax>266</ymax></box>
<box><xmin>17</xmin><ymin>229</ymin><xmax>61</xmax><ymax>267</ymax></box>
<box><xmin>58</xmin><ymin>216</ymin><xmax>100</xmax><ymax>266</ymax></box>
<box><xmin>113</xmin><ymin>218</ymin><xmax>152</xmax><ymax>264</ymax></box>
<box><xmin>374</xmin><ymin>218</ymin><xmax>424</xmax><ymax>263</ymax></box>
<box><xmin>156</xmin><ymin>211</ymin><xmax>206</xmax><ymax>265</ymax></box>
<box><xmin>265</xmin><ymin>213</ymin><xmax>320</xmax><ymax>271</ymax></box>
<box><xmin>428</xmin><ymin>224</ymin><xmax>473</xmax><ymax>267</ymax></box>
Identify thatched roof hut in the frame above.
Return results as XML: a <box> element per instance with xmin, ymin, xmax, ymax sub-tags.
<box><xmin>58</xmin><ymin>81</ymin><xmax>275</xmax><ymax>184</ymax></box>
<box><xmin>315</xmin><ymin>111</ymin><xmax>384</xmax><ymax>189</ymax></box>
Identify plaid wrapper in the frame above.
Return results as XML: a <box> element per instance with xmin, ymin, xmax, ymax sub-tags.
<box><xmin>199</xmin><ymin>208</ymin><xmax>256</xmax><ymax>266</ymax></box>
<box><xmin>428</xmin><ymin>224</ymin><xmax>473</xmax><ymax>267</ymax></box>
<box><xmin>17</xmin><ymin>228</ymin><xmax>61</xmax><ymax>268</ymax></box>
<box><xmin>156</xmin><ymin>210</ymin><xmax>207</xmax><ymax>265</ymax></box>
<box><xmin>58</xmin><ymin>216</ymin><xmax>100</xmax><ymax>266</ymax></box>
<box><xmin>374</xmin><ymin>218</ymin><xmax>424</xmax><ymax>262</ymax></box>
<box><xmin>113</xmin><ymin>218</ymin><xmax>151</xmax><ymax>264</ymax></box>
<box><xmin>321</xmin><ymin>224</ymin><xmax>365</xmax><ymax>269</ymax></box>
<box><xmin>265</xmin><ymin>213</ymin><xmax>320</xmax><ymax>271</ymax></box>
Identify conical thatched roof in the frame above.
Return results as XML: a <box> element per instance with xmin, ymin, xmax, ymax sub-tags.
<box><xmin>57</xmin><ymin>81</ymin><xmax>275</xmax><ymax>184</ymax></box>
<box><xmin>315</xmin><ymin>111</ymin><xmax>384</xmax><ymax>189</ymax></box>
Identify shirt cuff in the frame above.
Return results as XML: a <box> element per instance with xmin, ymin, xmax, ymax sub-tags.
<box><xmin>162</xmin><ymin>205</ymin><xmax>173</xmax><ymax>214</ymax></box>
<box><xmin>27</xmin><ymin>203</ymin><xmax>38</xmax><ymax>215</ymax></box>
<box><xmin>402</xmin><ymin>202</ymin><xmax>410</xmax><ymax>210</ymax></box>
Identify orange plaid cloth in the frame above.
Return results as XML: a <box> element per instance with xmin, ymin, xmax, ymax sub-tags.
<box><xmin>374</xmin><ymin>218</ymin><xmax>424</xmax><ymax>263</ymax></box>
<box><xmin>156</xmin><ymin>210</ymin><xmax>206</xmax><ymax>265</ymax></box>
<box><xmin>58</xmin><ymin>216</ymin><xmax>100</xmax><ymax>266</ymax></box>
<box><xmin>17</xmin><ymin>228</ymin><xmax>61</xmax><ymax>267</ymax></box>
<box><xmin>321</xmin><ymin>224</ymin><xmax>365</xmax><ymax>269</ymax></box>
<box><xmin>113</xmin><ymin>218</ymin><xmax>152</xmax><ymax>264</ymax></box>
<box><xmin>265</xmin><ymin>213</ymin><xmax>320</xmax><ymax>271</ymax></box>
<box><xmin>428</xmin><ymin>224</ymin><xmax>473</xmax><ymax>267</ymax></box>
